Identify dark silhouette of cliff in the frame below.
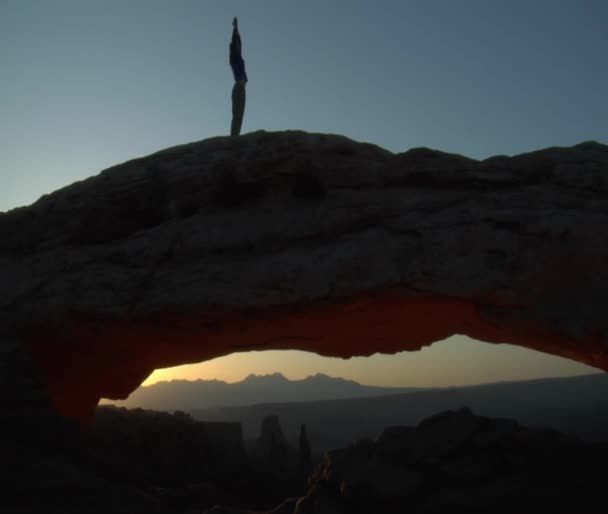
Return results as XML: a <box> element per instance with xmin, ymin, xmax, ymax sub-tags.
<box><xmin>298</xmin><ymin>424</ymin><xmax>313</xmax><ymax>478</ymax></box>
<box><xmin>88</xmin><ymin>406</ymin><xmax>249</xmax><ymax>488</ymax></box>
<box><xmin>294</xmin><ymin>408</ymin><xmax>608</xmax><ymax>514</ymax></box>
<box><xmin>190</xmin><ymin>372</ymin><xmax>608</xmax><ymax>453</ymax></box>
<box><xmin>202</xmin><ymin>408</ymin><xmax>608</xmax><ymax>514</ymax></box>
<box><xmin>80</xmin><ymin>407</ymin><xmax>313</xmax><ymax>513</ymax></box>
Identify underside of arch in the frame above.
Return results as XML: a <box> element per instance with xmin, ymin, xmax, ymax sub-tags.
<box><xmin>28</xmin><ymin>293</ymin><xmax>607</xmax><ymax>423</ymax></box>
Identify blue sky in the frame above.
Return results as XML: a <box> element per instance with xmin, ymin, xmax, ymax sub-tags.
<box><xmin>2</xmin><ymin>0</ymin><xmax>605</xmax><ymax>386</ymax></box>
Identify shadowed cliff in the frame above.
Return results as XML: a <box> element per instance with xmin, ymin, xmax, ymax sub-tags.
<box><xmin>0</xmin><ymin>131</ymin><xmax>607</xmax><ymax>423</ymax></box>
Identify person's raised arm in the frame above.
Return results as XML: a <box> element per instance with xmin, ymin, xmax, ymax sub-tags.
<box><xmin>231</xmin><ymin>16</ymin><xmax>242</xmax><ymax>54</ymax></box>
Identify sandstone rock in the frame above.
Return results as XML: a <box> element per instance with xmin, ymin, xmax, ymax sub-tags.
<box><xmin>254</xmin><ymin>415</ymin><xmax>289</xmax><ymax>474</ymax></box>
<box><xmin>5</xmin><ymin>452</ymin><xmax>164</xmax><ymax>514</ymax></box>
<box><xmin>298</xmin><ymin>409</ymin><xmax>608</xmax><ymax>513</ymax></box>
<box><xmin>202</xmin><ymin>506</ymin><xmax>250</xmax><ymax>514</ymax></box>
<box><xmin>0</xmin><ymin>132</ymin><xmax>606</xmax><ymax>424</ymax></box>
<box><xmin>298</xmin><ymin>424</ymin><xmax>312</xmax><ymax>477</ymax></box>
<box><xmin>270</xmin><ymin>497</ymin><xmax>300</xmax><ymax>514</ymax></box>
<box><xmin>88</xmin><ymin>406</ymin><xmax>249</xmax><ymax>487</ymax></box>
<box><xmin>201</xmin><ymin>497</ymin><xmax>299</xmax><ymax>514</ymax></box>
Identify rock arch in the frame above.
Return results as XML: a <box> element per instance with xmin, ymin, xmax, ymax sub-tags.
<box><xmin>1</xmin><ymin>131</ymin><xmax>607</xmax><ymax>424</ymax></box>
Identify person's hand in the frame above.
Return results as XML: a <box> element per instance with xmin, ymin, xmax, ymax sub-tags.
<box><xmin>233</xmin><ymin>16</ymin><xmax>238</xmax><ymax>29</ymax></box>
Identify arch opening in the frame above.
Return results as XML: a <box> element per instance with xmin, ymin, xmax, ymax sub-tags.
<box><xmin>97</xmin><ymin>342</ymin><xmax>608</xmax><ymax>461</ymax></box>
<box><xmin>105</xmin><ymin>339</ymin><xmax>601</xmax><ymax>409</ymax></box>
<box><xmin>26</xmin><ymin>293</ymin><xmax>608</xmax><ymax>425</ymax></box>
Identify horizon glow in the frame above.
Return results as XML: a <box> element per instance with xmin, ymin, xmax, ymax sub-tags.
<box><xmin>135</xmin><ymin>336</ymin><xmax>600</xmax><ymax>390</ymax></box>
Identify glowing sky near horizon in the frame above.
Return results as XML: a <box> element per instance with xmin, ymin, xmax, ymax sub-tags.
<box><xmin>140</xmin><ymin>336</ymin><xmax>601</xmax><ymax>389</ymax></box>
<box><xmin>2</xmin><ymin>1</ymin><xmax>606</xmax><ymax>388</ymax></box>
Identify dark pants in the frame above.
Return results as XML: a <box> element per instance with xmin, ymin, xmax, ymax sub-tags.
<box><xmin>231</xmin><ymin>81</ymin><xmax>246</xmax><ymax>136</ymax></box>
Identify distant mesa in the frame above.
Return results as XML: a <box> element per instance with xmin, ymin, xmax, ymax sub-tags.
<box><xmin>0</xmin><ymin>131</ymin><xmax>607</xmax><ymax>425</ymax></box>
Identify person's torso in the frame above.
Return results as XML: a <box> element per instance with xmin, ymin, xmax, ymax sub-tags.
<box><xmin>230</xmin><ymin>51</ymin><xmax>248</xmax><ymax>82</ymax></box>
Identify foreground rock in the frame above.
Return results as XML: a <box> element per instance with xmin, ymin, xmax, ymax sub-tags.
<box><xmin>0</xmin><ymin>132</ymin><xmax>607</xmax><ymax>424</ymax></box>
<box><xmin>203</xmin><ymin>409</ymin><xmax>608</xmax><ymax>514</ymax></box>
<box><xmin>292</xmin><ymin>408</ymin><xmax>608</xmax><ymax>513</ymax></box>
<box><xmin>89</xmin><ymin>406</ymin><xmax>249</xmax><ymax>488</ymax></box>
<box><xmin>88</xmin><ymin>407</ymin><xmax>309</xmax><ymax>513</ymax></box>
<box><xmin>253</xmin><ymin>415</ymin><xmax>290</xmax><ymax>474</ymax></box>
<box><xmin>3</xmin><ymin>406</ymin><xmax>307</xmax><ymax>514</ymax></box>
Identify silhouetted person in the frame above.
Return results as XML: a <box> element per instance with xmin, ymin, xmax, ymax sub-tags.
<box><xmin>229</xmin><ymin>16</ymin><xmax>248</xmax><ymax>136</ymax></box>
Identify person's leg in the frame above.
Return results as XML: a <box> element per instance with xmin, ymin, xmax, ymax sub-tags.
<box><xmin>230</xmin><ymin>82</ymin><xmax>239</xmax><ymax>136</ymax></box>
<box><xmin>231</xmin><ymin>82</ymin><xmax>246</xmax><ymax>136</ymax></box>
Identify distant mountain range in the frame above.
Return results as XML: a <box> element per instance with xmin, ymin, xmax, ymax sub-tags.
<box><xmin>186</xmin><ymin>372</ymin><xmax>608</xmax><ymax>450</ymax></box>
<box><xmin>108</xmin><ymin>372</ymin><xmax>421</xmax><ymax>410</ymax></box>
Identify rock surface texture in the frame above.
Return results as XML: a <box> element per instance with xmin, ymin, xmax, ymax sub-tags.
<box><xmin>0</xmin><ymin>131</ymin><xmax>607</xmax><ymax>423</ymax></box>
<box><xmin>291</xmin><ymin>408</ymin><xmax>608</xmax><ymax>514</ymax></box>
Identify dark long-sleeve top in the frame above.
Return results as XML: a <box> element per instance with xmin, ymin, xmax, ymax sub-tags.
<box><xmin>230</xmin><ymin>27</ymin><xmax>248</xmax><ymax>82</ymax></box>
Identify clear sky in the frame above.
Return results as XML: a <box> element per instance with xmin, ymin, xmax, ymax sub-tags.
<box><xmin>2</xmin><ymin>1</ymin><xmax>605</xmax><ymax>388</ymax></box>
